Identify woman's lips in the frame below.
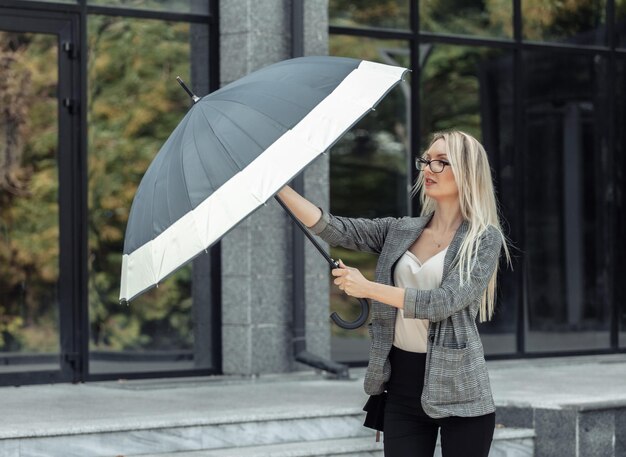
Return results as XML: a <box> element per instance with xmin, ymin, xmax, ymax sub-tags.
<box><xmin>425</xmin><ymin>179</ymin><xmax>436</xmax><ymax>186</ymax></box>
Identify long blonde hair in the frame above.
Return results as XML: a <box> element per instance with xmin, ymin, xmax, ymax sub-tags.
<box><xmin>410</xmin><ymin>130</ymin><xmax>512</xmax><ymax>322</ymax></box>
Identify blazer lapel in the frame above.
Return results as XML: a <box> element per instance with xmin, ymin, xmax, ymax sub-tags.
<box><xmin>387</xmin><ymin>212</ymin><xmax>434</xmax><ymax>281</ymax></box>
<box><xmin>377</xmin><ymin>214</ymin><xmax>431</xmax><ymax>321</ymax></box>
<box><xmin>390</xmin><ymin>213</ymin><xmax>470</xmax><ymax>282</ymax></box>
<box><xmin>375</xmin><ymin>213</ymin><xmax>470</xmax><ymax>322</ymax></box>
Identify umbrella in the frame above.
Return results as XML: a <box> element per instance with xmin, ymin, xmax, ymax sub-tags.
<box><xmin>120</xmin><ymin>55</ymin><xmax>409</xmax><ymax>329</ymax></box>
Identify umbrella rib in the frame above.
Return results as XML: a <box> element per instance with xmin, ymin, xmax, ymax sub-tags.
<box><xmin>148</xmin><ymin>124</ymin><xmax>185</xmax><ymax>263</ymax></box>
<box><xmin>196</xmin><ymin>106</ymin><xmax>243</xmax><ymax>171</ymax></box>
<box><xmin>164</xmin><ymin>139</ymin><xmax>175</xmax><ymax>244</ymax></box>
<box><xmin>189</xmin><ymin>118</ymin><xmax>216</xmax><ymax>195</ymax></box>
<box><xmin>210</xmin><ymin>96</ymin><xmax>295</xmax><ymax>130</ymax></box>
<box><xmin>202</xmin><ymin>103</ymin><xmax>272</xmax><ymax>153</ymax></box>
<box><xmin>217</xmin><ymin>80</ymin><xmax>318</xmax><ymax>112</ymax></box>
<box><xmin>178</xmin><ymin>115</ymin><xmax>200</xmax><ymax>211</ymax></box>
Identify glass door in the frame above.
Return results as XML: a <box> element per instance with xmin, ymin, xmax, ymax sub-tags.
<box><xmin>0</xmin><ymin>10</ymin><xmax>81</xmax><ymax>385</ymax></box>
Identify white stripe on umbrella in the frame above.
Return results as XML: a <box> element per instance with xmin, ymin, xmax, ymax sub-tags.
<box><xmin>120</xmin><ymin>60</ymin><xmax>408</xmax><ymax>302</ymax></box>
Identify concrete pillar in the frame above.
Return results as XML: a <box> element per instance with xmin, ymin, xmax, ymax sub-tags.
<box><xmin>219</xmin><ymin>0</ymin><xmax>329</xmax><ymax>375</ymax></box>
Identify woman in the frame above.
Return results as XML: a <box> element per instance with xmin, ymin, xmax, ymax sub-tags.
<box><xmin>277</xmin><ymin>130</ymin><xmax>512</xmax><ymax>457</ymax></box>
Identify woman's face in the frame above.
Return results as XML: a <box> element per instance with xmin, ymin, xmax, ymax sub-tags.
<box><xmin>422</xmin><ymin>138</ymin><xmax>459</xmax><ymax>202</ymax></box>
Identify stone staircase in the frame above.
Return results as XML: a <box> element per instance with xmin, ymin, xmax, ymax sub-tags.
<box><xmin>127</xmin><ymin>428</ymin><xmax>535</xmax><ymax>457</ymax></box>
<box><xmin>1</xmin><ymin>406</ymin><xmax>534</xmax><ymax>457</ymax></box>
<box><xmin>5</xmin><ymin>353</ymin><xmax>626</xmax><ymax>456</ymax></box>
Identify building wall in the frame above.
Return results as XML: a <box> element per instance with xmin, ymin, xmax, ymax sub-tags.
<box><xmin>219</xmin><ymin>0</ymin><xmax>331</xmax><ymax>374</ymax></box>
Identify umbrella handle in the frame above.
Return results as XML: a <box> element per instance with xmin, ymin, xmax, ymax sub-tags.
<box><xmin>274</xmin><ymin>195</ymin><xmax>370</xmax><ymax>329</ymax></box>
<box><xmin>330</xmin><ymin>297</ymin><xmax>370</xmax><ymax>330</ymax></box>
<box><xmin>328</xmin><ymin>257</ymin><xmax>370</xmax><ymax>330</ymax></box>
<box><xmin>328</xmin><ymin>257</ymin><xmax>370</xmax><ymax>329</ymax></box>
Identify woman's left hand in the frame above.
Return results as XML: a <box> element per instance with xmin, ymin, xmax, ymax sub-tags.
<box><xmin>332</xmin><ymin>259</ymin><xmax>372</xmax><ymax>299</ymax></box>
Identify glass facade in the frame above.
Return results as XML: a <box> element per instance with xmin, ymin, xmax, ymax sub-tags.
<box><xmin>87</xmin><ymin>16</ymin><xmax>212</xmax><ymax>374</ymax></box>
<box><xmin>329</xmin><ymin>1</ymin><xmax>410</xmax><ymax>29</ymax></box>
<box><xmin>0</xmin><ymin>31</ymin><xmax>61</xmax><ymax>373</ymax></box>
<box><xmin>522</xmin><ymin>50</ymin><xmax>611</xmax><ymax>352</ymax></box>
<box><xmin>0</xmin><ymin>0</ymin><xmax>218</xmax><ymax>386</ymax></box>
<box><xmin>617</xmin><ymin>56</ymin><xmax>626</xmax><ymax>348</ymax></box>
<box><xmin>618</xmin><ymin>0</ymin><xmax>626</xmax><ymax>48</ymax></box>
<box><xmin>421</xmin><ymin>0</ymin><xmax>513</xmax><ymax>38</ymax></box>
<box><xmin>330</xmin><ymin>0</ymin><xmax>626</xmax><ymax>362</ymax></box>
<box><xmin>522</xmin><ymin>0</ymin><xmax>607</xmax><ymax>45</ymax></box>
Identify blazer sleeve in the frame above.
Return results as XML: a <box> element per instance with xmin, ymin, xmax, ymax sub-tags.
<box><xmin>402</xmin><ymin>225</ymin><xmax>503</xmax><ymax>322</ymax></box>
<box><xmin>307</xmin><ymin>206</ymin><xmax>397</xmax><ymax>255</ymax></box>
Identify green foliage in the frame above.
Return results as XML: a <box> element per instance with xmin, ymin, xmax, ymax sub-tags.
<box><xmin>329</xmin><ymin>0</ymin><xmax>410</xmax><ymax>28</ymax></box>
<box><xmin>420</xmin><ymin>45</ymin><xmax>491</xmax><ymax>142</ymax></box>
<box><xmin>520</xmin><ymin>0</ymin><xmax>606</xmax><ymax>41</ymax></box>
<box><xmin>87</xmin><ymin>16</ymin><xmax>194</xmax><ymax>352</ymax></box>
<box><xmin>0</xmin><ymin>32</ymin><xmax>59</xmax><ymax>352</ymax></box>
<box><xmin>0</xmin><ymin>18</ymin><xmax>196</xmax><ymax>355</ymax></box>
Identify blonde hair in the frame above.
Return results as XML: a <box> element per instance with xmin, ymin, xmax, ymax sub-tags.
<box><xmin>410</xmin><ymin>130</ymin><xmax>512</xmax><ymax>322</ymax></box>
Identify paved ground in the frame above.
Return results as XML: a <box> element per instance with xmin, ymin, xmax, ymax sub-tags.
<box><xmin>488</xmin><ymin>353</ymin><xmax>626</xmax><ymax>408</ymax></box>
<box><xmin>1</xmin><ymin>353</ymin><xmax>626</xmax><ymax>438</ymax></box>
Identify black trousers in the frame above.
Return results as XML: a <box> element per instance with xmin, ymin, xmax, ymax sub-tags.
<box><xmin>384</xmin><ymin>345</ymin><xmax>496</xmax><ymax>457</ymax></box>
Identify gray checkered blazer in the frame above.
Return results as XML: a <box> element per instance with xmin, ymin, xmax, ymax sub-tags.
<box><xmin>309</xmin><ymin>207</ymin><xmax>503</xmax><ymax>419</ymax></box>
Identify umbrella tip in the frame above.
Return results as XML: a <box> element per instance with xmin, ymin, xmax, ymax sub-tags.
<box><xmin>120</xmin><ymin>299</ymin><xmax>128</xmax><ymax>306</ymax></box>
<box><xmin>176</xmin><ymin>76</ymin><xmax>200</xmax><ymax>104</ymax></box>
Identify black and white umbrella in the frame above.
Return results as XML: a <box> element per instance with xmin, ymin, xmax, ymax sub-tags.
<box><xmin>120</xmin><ymin>56</ymin><xmax>409</xmax><ymax>328</ymax></box>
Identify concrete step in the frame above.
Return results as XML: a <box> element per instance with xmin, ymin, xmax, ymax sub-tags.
<box><xmin>0</xmin><ymin>408</ymin><xmax>371</xmax><ymax>457</ymax></box>
<box><xmin>0</xmin><ymin>371</ymin><xmax>540</xmax><ymax>457</ymax></box>
<box><xmin>0</xmin><ymin>406</ymin><xmax>535</xmax><ymax>457</ymax></box>
<box><xmin>128</xmin><ymin>436</ymin><xmax>384</xmax><ymax>457</ymax></box>
<box><xmin>127</xmin><ymin>427</ymin><xmax>535</xmax><ymax>457</ymax></box>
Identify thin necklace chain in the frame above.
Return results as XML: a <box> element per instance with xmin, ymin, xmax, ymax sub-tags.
<box><xmin>431</xmin><ymin>231</ymin><xmax>448</xmax><ymax>248</ymax></box>
<box><xmin>428</xmin><ymin>222</ymin><xmax>462</xmax><ymax>248</ymax></box>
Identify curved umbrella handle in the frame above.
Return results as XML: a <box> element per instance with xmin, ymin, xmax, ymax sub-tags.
<box><xmin>328</xmin><ymin>258</ymin><xmax>370</xmax><ymax>329</ymax></box>
<box><xmin>330</xmin><ymin>297</ymin><xmax>370</xmax><ymax>329</ymax></box>
<box><xmin>273</xmin><ymin>195</ymin><xmax>370</xmax><ymax>330</ymax></box>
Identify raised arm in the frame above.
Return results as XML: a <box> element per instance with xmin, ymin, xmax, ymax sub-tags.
<box><xmin>276</xmin><ymin>185</ymin><xmax>324</xmax><ymax>229</ymax></box>
<box><xmin>276</xmin><ymin>185</ymin><xmax>397</xmax><ymax>254</ymax></box>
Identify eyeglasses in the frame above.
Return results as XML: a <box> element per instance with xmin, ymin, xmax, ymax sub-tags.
<box><xmin>415</xmin><ymin>157</ymin><xmax>451</xmax><ymax>173</ymax></box>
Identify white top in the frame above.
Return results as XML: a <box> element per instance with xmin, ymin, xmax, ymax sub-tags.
<box><xmin>393</xmin><ymin>246</ymin><xmax>448</xmax><ymax>353</ymax></box>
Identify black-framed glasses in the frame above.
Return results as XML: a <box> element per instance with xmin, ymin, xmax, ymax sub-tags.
<box><xmin>415</xmin><ymin>157</ymin><xmax>450</xmax><ymax>173</ymax></box>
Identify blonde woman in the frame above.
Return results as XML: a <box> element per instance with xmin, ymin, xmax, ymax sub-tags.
<box><xmin>277</xmin><ymin>130</ymin><xmax>511</xmax><ymax>457</ymax></box>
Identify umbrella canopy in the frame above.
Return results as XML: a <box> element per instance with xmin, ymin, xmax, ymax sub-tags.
<box><xmin>120</xmin><ymin>56</ymin><xmax>409</xmax><ymax>303</ymax></box>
